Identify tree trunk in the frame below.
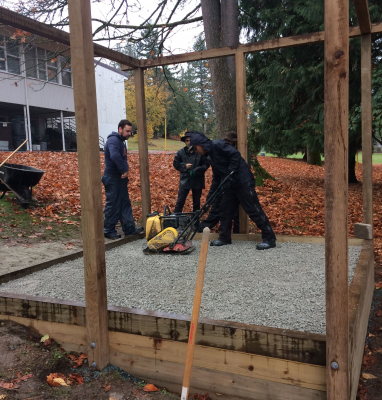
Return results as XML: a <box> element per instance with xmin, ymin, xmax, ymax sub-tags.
<box><xmin>307</xmin><ymin>146</ymin><xmax>322</xmax><ymax>166</ymax></box>
<box><xmin>200</xmin><ymin>0</ymin><xmax>238</xmax><ymax>137</ymax></box>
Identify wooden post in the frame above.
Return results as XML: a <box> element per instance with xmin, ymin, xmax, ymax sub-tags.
<box><xmin>67</xmin><ymin>0</ymin><xmax>109</xmax><ymax>370</ymax></box>
<box><xmin>361</xmin><ymin>34</ymin><xmax>373</xmax><ymax>226</ymax></box>
<box><xmin>235</xmin><ymin>52</ymin><xmax>249</xmax><ymax>234</ymax></box>
<box><xmin>134</xmin><ymin>67</ymin><xmax>151</xmax><ymax>227</ymax></box>
<box><xmin>324</xmin><ymin>0</ymin><xmax>349</xmax><ymax>398</ymax></box>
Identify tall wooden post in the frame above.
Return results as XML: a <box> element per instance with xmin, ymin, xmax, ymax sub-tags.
<box><xmin>67</xmin><ymin>0</ymin><xmax>109</xmax><ymax>370</ymax></box>
<box><xmin>324</xmin><ymin>0</ymin><xmax>349</xmax><ymax>398</ymax></box>
<box><xmin>235</xmin><ymin>52</ymin><xmax>249</xmax><ymax>234</ymax></box>
<box><xmin>134</xmin><ymin>67</ymin><xmax>151</xmax><ymax>227</ymax></box>
<box><xmin>361</xmin><ymin>34</ymin><xmax>373</xmax><ymax>226</ymax></box>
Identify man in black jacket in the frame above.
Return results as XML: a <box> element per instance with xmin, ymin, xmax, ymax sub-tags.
<box><xmin>198</xmin><ymin>131</ymin><xmax>240</xmax><ymax>233</ymax></box>
<box><xmin>173</xmin><ymin>131</ymin><xmax>210</xmax><ymax>213</ymax></box>
<box><xmin>102</xmin><ymin>119</ymin><xmax>144</xmax><ymax>240</ymax></box>
<box><xmin>190</xmin><ymin>132</ymin><xmax>276</xmax><ymax>250</ymax></box>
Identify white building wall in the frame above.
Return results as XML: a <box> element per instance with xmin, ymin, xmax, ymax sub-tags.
<box><xmin>94</xmin><ymin>64</ymin><xmax>127</xmax><ymax>146</ymax></box>
<box><xmin>0</xmin><ymin>71</ymin><xmax>75</xmax><ymax>112</ymax></box>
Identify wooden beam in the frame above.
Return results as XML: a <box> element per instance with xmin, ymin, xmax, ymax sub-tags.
<box><xmin>0</xmin><ymin>292</ymin><xmax>327</xmax><ymax>366</ymax></box>
<box><xmin>324</xmin><ymin>0</ymin><xmax>349</xmax><ymax>397</ymax></box>
<box><xmin>235</xmin><ymin>52</ymin><xmax>249</xmax><ymax>234</ymax></box>
<box><xmin>353</xmin><ymin>0</ymin><xmax>371</xmax><ymax>34</ymax></box>
<box><xmin>348</xmin><ymin>240</ymin><xmax>374</xmax><ymax>399</ymax></box>
<box><xmin>134</xmin><ymin>23</ymin><xmax>382</xmax><ymax>69</ymax></box>
<box><xmin>67</xmin><ymin>0</ymin><xmax>109</xmax><ymax>370</ymax></box>
<box><xmin>134</xmin><ymin>67</ymin><xmax>151</xmax><ymax>226</ymax></box>
<box><xmin>361</xmin><ymin>34</ymin><xmax>373</xmax><ymax>226</ymax></box>
<box><xmin>0</xmin><ymin>6</ymin><xmax>139</xmax><ymax>68</ymax></box>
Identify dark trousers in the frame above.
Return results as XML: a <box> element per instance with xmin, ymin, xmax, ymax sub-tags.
<box><xmin>200</xmin><ymin>194</ymin><xmax>240</xmax><ymax>233</ymax></box>
<box><xmin>174</xmin><ymin>188</ymin><xmax>203</xmax><ymax>213</ymax></box>
<box><xmin>102</xmin><ymin>175</ymin><xmax>136</xmax><ymax>235</ymax></box>
<box><xmin>219</xmin><ymin>181</ymin><xmax>276</xmax><ymax>243</ymax></box>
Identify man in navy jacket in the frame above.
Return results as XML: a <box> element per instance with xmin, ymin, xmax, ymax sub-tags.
<box><xmin>190</xmin><ymin>132</ymin><xmax>276</xmax><ymax>250</ymax></box>
<box><xmin>102</xmin><ymin>119</ymin><xmax>144</xmax><ymax>240</ymax></box>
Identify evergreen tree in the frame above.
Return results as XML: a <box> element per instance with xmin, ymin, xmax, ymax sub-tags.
<box><xmin>241</xmin><ymin>0</ymin><xmax>382</xmax><ymax>181</ymax></box>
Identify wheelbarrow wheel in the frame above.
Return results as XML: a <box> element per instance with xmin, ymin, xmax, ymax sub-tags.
<box><xmin>16</xmin><ymin>197</ymin><xmax>29</xmax><ymax>209</ymax></box>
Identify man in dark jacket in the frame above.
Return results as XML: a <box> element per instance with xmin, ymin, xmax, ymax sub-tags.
<box><xmin>198</xmin><ymin>131</ymin><xmax>240</xmax><ymax>233</ymax></box>
<box><xmin>190</xmin><ymin>132</ymin><xmax>276</xmax><ymax>250</ymax></box>
<box><xmin>173</xmin><ymin>131</ymin><xmax>210</xmax><ymax>213</ymax></box>
<box><xmin>102</xmin><ymin>119</ymin><xmax>144</xmax><ymax>240</ymax></box>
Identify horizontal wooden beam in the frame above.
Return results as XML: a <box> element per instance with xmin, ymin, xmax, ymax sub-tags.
<box><xmin>0</xmin><ymin>315</ymin><xmax>326</xmax><ymax>392</ymax></box>
<box><xmin>353</xmin><ymin>0</ymin><xmax>371</xmax><ymax>34</ymax></box>
<box><xmin>0</xmin><ymin>292</ymin><xmax>326</xmax><ymax>365</ymax></box>
<box><xmin>0</xmin><ymin>6</ymin><xmax>140</xmax><ymax>68</ymax></box>
<box><xmin>135</xmin><ymin>23</ymin><xmax>382</xmax><ymax>69</ymax></box>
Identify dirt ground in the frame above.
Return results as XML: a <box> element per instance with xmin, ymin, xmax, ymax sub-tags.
<box><xmin>0</xmin><ymin>320</ymin><xmax>186</xmax><ymax>400</ymax></box>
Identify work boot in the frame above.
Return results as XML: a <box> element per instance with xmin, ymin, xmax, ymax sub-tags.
<box><xmin>210</xmin><ymin>240</ymin><xmax>231</xmax><ymax>246</ymax></box>
<box><xmin>125</xmin><ymin>226</ymin><xmax>144</xmax><ymax>236</ymax></box>
<box><xmin>256</xmin><ymin>240</ymin><xmax>276</xmax><ymax>250</ymax></box>
<box><xmin>104</xmin><ymin>233</ymin><xmax>121</xmax><ymax>240</ymax></box>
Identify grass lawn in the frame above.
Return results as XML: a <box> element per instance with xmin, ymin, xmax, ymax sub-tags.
<box><xmin>261</xmin><ymin>152</ymin><xmax>382</xmax><ymax>164</ymax></box>
<box><xmin>127</xmin><ymin>137</ymin><xmax>184</xmax><ymax>152</ymax></box>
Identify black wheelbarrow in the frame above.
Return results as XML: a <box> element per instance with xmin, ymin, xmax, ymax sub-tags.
<box><xmin>0</xmin><ymin>163</ymin><xmax>45</xmax><ymax>208</ymax></box>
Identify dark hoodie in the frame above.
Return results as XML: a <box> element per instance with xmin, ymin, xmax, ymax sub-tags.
<box><xmin>190</xmin><ymin>132</ymin><xmax>255</xmax><ymax>193</ymax></box>
<box><xmin>103</xmin><ymin>132</ymin><xmax>129</xmax><ymax>177</ymax></box>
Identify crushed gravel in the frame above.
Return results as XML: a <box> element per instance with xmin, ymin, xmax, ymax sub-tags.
<box><xmin>0</xmin><ymin>239</ymin><xmax>362</xmax><ymax>334</ymax></box>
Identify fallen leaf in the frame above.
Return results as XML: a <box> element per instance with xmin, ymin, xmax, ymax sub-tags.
<box><xmin>47</xmin><ymin>373</ymin><xmax>67</xmax><ymax>386</ymax></box>
<box><xmin>362</xmin><ymin>373</ymin><xmax>377</xmax><ymax>380</ymax></box>
<box><xmin>44</xmin><ymin>338</ymin><xmax>53</xmax><ymax>346</ymax></box>
<box><xmin>68</xmin><ymin>353</ymin><xmax>87</xmax><ymax>368</ymax></box>
<box><xmin>0</xmin><ymin>381</ymin><xmax>19</xmax><ymax>390</ymax></box>
<box><xmin>46</xmin><ymin>226</ymin><xmax>52</xmax><ymax>230</ymax></box>
<box><xmin>68</xmin><ymin>373</ymin><xmax>84</xmax><ymax>385</ymax></box>
<box><xmin>109</xmin><ymin>398</ymin><xmax>118</xmax><ymax>400</ymax></box>
<box><xmin>1</xmin><ymin>236</ymin><xmax>9</xmax><ymax>239</ymax></box>
<box><xmin>143</xmin><ymin>384</ymin><xmax>159</xmax><ymax>392</ymax></box>
<box><xmin>11</xmin><ymin>372</ymin><xmax>33</xmax><ymax>384</ymax></box>
<box><xmin>52</xmin><ymin>378</ymin><xmax>69</xmax><ymax>387</ymax></box>
<box><xmin>40</xmin><ymin>334</ymin><xmax>49</xmax><ymax>342</ymax></box>
<box><xmin>101</xmin><ymin>382</ymin><xmax>111</xmax><ymax>392</ymax></box>
<box><xmin>0</xmin><ymin>394</ymin><xmax>6</xmax><ymax>399</ymax></box>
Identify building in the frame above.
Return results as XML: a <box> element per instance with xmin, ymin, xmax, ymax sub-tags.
<box><xmin>0</xmin><ymin>30</ymin><xmax>129</xmax><ymax>152</ymax></box>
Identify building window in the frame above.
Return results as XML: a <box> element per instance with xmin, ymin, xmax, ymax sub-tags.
<box><xmin>25</xmin><ymin>46</ymin><xmax>38</xmax><ymax>78</ymax></box>
<box><xmin>37</xmin><ymin>47</ymin><xmax>47</xmax><ymax>81</ymax></box>
<box><xmin>60</xmin><ymin>56</ymin><xmax>72</xmax><ymax>87</ymax></box>
<box><xmin>47</xmin><ymin>52</ymin><xmax>59</xmax><ymax>83</ymax></box>
<box><xmin>0</xmin><ymin>36</ymin><xmax>21</xmax><ymax>74</ymax></box>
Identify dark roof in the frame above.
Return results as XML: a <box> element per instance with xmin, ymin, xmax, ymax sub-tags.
<box><xmin>94</xmin><ymin>60</ymin><xmax>130</xmax><ymax>79</ymax></box>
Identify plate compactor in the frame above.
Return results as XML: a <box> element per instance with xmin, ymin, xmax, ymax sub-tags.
<box><xmin>143</xmin><ymin>172</ymin><xmax>234</xmax><ymax>254</ymax></box>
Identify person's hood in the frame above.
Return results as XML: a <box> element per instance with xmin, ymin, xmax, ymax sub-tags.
<box><xmin>107</xmin><ymin>131</ymin><xmax>125</xmax><ymax>141</ymax></box>
<box><xmin>190</xmin><ymin>132</ymin><xmax>212</xmax><ymax>154</ymax></box>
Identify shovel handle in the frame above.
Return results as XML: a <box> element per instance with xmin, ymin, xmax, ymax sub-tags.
<box><xmin>181</xmin><ymin>227</ymin><xmax>210</xmax><ymax>400</ymax></box>
<box><xmin>0</xmin><ymin>139</ymin><xmax>29</xmax><ymax>168</ymax></box>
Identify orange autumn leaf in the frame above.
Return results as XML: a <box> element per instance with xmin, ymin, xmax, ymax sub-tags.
<box><xmin>46</xmin><ymin>226</ymin><xmax>52</xmax><ymax>230</ymax></box>
<box><xmin>47</xmin><ymin>373</ymin><xmax>67</xmax><ymax>386</ymax></box>
<box><xmin>101</xmin><ymin>382</ymin><xmax>111</xmax><ymax>392</ymax></box>
<box><xmin>143</xmin><ymin>383</ymin><xmax>159</xmax><ymax>392</ymax></box>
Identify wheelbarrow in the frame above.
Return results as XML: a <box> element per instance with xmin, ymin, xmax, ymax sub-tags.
<box><xmin>0</xmin><ymin>163</ymin><xmax>45</xmax><ymax>208</ymax></box>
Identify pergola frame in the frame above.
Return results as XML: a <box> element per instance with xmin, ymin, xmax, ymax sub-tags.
<box><xmin>0</xmin><ymin>2</ymin><xmax>379</xmax><ymax>399</ymax></box>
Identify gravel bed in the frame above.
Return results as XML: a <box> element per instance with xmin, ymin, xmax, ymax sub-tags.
<box><xmin>0</xmin><ymin>239</ymin><xmax>362</xmax><ymax>334</ymax></box>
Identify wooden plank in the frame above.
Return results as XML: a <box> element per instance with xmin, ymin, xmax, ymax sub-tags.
<box><xmin>134</xmin><ymin>67</ymin><xmax>151</xmax><ymax>227</ymax></box>
<box><xmin>348</xmin><ymin>240</ymin><xmax>374</xmax><ymax>400</ymax></box>
<box><xmin>235</xmin><ymin>52</ymin><xmax>249</xmax><ymax>234</ymax></box>
<box><xmin>0</xmin><ymin>293</ymin><xmax>326</xmax><ymax>365</ymax></box>
<box><xmin>0</xmin><ymin>315</ymin><xmax>326</xmax><ymax>396</ymax></box>
<box><xmin>324</xmin><ymin>0</ymin><xmax>350</xmax><ymax>397</ymax></box>
<box><xmin>0</xmin><ymin>233</ymin><xmax>144</xmax><ymax>285</ymax></box>
<box><xmin>111</xmin><ymin>351</ymin><xmax>325</xmax><ymax>400</ymax></box>
<box><xmin>133</xmin><ymin>24</ymin><xmax>382</xmax><ymax>69</ymax></box>
<box><xmin>67</xmin><ymin>0</ymin><xmax>109</xmax><ymax>370</ymax></box>
<box><xmin>194</xmin><ymin>232</ymin><xmax>364</xmax><ymax>246</ymax></box>
<box><xmin>0</xmin><ymin>6</ymin><xmax>139</xmax><ymax>68</ymax></box>
<box><xmin>361</xmin><ymin>34</ymin><xmax>373</xmax><ymax>226</ymax></box>
<box><xmin>109</xmin><ymin>331</ymin><xmax>326</xmax><ymax>391</ymax></box>
<box><xmin>353</xmin><ymin>0</ymin><xmax>371</xmax><ymax>34</ymax></box>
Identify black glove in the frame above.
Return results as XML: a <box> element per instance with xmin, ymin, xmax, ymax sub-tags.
<box><xmin>226</xmin><ymin>171</ymin><xmax>236</xmax><ymax>185</ymax></box>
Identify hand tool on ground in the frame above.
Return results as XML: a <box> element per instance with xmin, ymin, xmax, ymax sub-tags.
<box><xmin>181</xmin><ymin>227</ymin><xmax>210</xmax><ymax>400</ymax></box>
<box><xmin>143</xmin><ymin>171</ymin><xmax>234</xmax><ymax>254</ymax></box>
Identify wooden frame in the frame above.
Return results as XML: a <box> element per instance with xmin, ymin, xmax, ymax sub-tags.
<box><xmin>0</xmin><ymin>0</ymin><xmax>377</xmax><ymax>398</ymax></box>
<box><xmin>0</xmin><ymin>238</ymin><xmax>373</xmax><ymax>400</ymax></box>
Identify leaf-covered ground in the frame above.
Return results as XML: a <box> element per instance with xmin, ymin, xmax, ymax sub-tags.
<box><xmin>3</xmin><ymin>151</ymin><xmax>381</xmax><ymax>257</ymax></box>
